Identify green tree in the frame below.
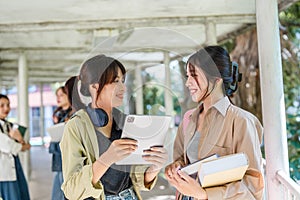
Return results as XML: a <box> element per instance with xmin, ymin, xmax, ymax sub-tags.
<box><xmin>279</xmin><ymin>1</ymin><xmax>300</xmax><ymax>181</ymax></box>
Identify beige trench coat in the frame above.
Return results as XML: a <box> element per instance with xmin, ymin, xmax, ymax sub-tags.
<box><xmin>173</xmin><ymin>97</ymin><xmax>264</xmax><ymax>200</ymax></box>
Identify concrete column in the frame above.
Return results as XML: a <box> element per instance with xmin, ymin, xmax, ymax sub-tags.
<box><xmin>0</xmin><ymin>77</ymin><xmax>2</xmax><ymax>92</ymax></box>
<box><xmin>18</xmin><ymin>53</ymin><xmax>30</xmax><ymax>180</ymax></box>
<box><xmin>163</xmin><ymin>52</ymin><xmax>175</xmax><ymax>165</ymax></box>
<box><xmin>205</xmin><ymin>20</ymin><xmax>217</xmax><ymax>45</ymax></box>
<box><xmin>164</xmin><ymin>52</ymin><xmax>173</xmax><ymax>116</ymax></box>
<box><xmin>135</xmin><ymin>65</ymin><xmax>144</xmax><ymax>114</ymax></box>
<box><xmin>39</xmin><ymin>83</ymin><xmax>45</xmax><ymax>145</ymax></box>
<box><xmin>124</xmin><ymin>70</ymin><xmax>135</xmax><ymax>114</ymax></box>
<box><xmin>256</xmin><ymin>0</ymin><xmax>289</xmax><ymax>199</ymax></box>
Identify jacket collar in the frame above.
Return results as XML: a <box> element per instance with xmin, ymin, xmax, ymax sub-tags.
<box><xmin>0</xmin><ymin>119</ymin><xmax>5</xmax><ymax>126</ymax></box>
<box><xmin>212</xmin><ymin>96</ymin><xmax>231</xmax><ymax>117</ymax></box>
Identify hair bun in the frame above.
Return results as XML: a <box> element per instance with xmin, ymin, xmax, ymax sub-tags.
<box><xmin>226</xmin><ymin>61</ymin><xmax>242</xmax><ymax>96</ymax></box>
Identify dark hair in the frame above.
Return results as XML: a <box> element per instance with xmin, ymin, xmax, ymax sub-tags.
<box><xmin>75</xmin><ymin>54</ymin><xmax>126</xmax><ymax>107</ymax></box>
<box><xmin>56</xmin><ymin>86</ymin><xmax>67</xmax><ymax>96</ymax></box>
<box><xmin>187</xmin><ymin>45</ymin><xmax>241</xmax><ymax>97</ymax></box>
<box><xmin>0</xmin><ymin>94</ymin><xmax>9</xmax><ymax>101</ymax></box>
<box><xmin>64</xmin><ymin>76</ymin><xmax>85</xmax><ymax>111</ymax></box>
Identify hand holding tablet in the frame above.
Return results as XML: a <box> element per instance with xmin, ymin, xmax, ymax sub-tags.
<box><xmin>116</xmin><ymin>115</ymin><xmax>171</xmax><ymax>165</ymax></box>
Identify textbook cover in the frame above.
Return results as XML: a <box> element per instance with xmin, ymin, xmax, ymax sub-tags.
<box><xmin>198</xmin><ymin>152</ymin><xmax>249</xmax><ymax>188</ymax></box>
<box><xmin>13</xmin><ymin>124</ymin><xmax>27</xmax><ymax>137</ymax></box>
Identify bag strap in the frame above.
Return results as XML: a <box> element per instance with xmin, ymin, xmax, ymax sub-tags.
<box><xmin>182</xmin><ymin>108</ymin><xmax>195</xmax><ymax>134</ymax></box>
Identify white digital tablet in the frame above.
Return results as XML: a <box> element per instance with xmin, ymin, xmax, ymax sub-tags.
<box><xmin>46</xmin><ymin>123</ymin><xmax>65</xmax><ymax>142</ymax></box>
<box><xmin>116</xmin><ymin>115</ymin><xmax>172</xmax><ymax>165</ymax></box>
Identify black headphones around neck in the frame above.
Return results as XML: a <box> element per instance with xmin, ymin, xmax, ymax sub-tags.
<box><xmin>86</xmin><ymin>105</ymin><xmax>109</xmax><ymax>127</ymax></box>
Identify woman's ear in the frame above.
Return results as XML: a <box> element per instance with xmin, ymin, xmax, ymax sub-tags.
<box><xmin>91</xmin><ymin>83</ymin><xmax>99</xmax><ymax>90</ymax></box>
<box><xmin>216</xmin><ymin>78</ymin><xmax>223</xmax><ymax>84</ymax></box>
<box><xmin>89</xmin><ymin>83</ymin><xmax>99</xmax><ymax>98</ymax></box>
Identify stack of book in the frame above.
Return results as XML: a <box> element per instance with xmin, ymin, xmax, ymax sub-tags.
<box><xmin>180</xmin><ymin>152</ymin><xmax>249</xmax><ymax>187</ymax></box>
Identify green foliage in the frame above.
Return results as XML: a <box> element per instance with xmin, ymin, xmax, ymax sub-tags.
<box><xmin>280</xmin><ymin>1</ymin><xmax>300</xmax><ymax>41</ymax></box>
<box><xmin>143</xmin><ymin>85</ymin><xmax>164</xmax><ymax>114</ymax></box>
<box><xmin>280</xmin><ymin>1</ymin><xmax>300</xmax><ymax>181</ymax></box>
<box><xmin>286</xmin><ymin>112</ymin><xmax>300</xmax><ymax>181</ymax></box>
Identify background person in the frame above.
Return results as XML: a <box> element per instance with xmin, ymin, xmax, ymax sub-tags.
<box><xmin>49</xmin><ymin>86</ymin><xmax>73</xmax><ymax>200</ymax></box>
<box><xmin>0</xmin><ymin>94</ymin><xmax>31</xmax><ymax>200</ymax></box>
<box><xmin>165</xmin><ymin>46</ymin><xmax>264</xmax><ymax>200</ymax></box>
<box><xmin>60</xmin><ymin>55</ymin><xmax>168</xmax><ymax>200</ymax></box>
<box><xmin>64</xmin><ymin>75</ymin><xmax>85</xmax><ymax>113</ymax></box>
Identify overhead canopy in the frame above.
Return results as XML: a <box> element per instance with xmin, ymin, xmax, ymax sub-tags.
<box><xmin>0</xmin><ymin>0</ymin><xmax>258</xmax><ymax>86</ymax></box>
<box><xmin>0</xmin><ymin>0</ymin><xmax>295</xmax><ymax>87</ymax></box>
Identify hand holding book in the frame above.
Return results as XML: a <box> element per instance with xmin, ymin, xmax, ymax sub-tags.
<box><xmin>9</xmin><ymin>124</ymin><xmax>27</xmax><ymax>143</ymax></box>
<box><xmin>12</xmin><ymin>124</ymin><xmax>27</xmax><ymax>137</ymax></box>
<box><xmin>180</xmin><ymin>153</ymin><xmax>249</xmax><ymax>188</ymax></box>
<box><xmin>180</xmin><ymin>154</ymin><xmax>219</xmax><ymax>175</ymax></box>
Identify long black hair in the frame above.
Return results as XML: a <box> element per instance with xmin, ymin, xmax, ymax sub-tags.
<box><xmin>187</xmin><ymin>45</ymin><xmax>242</xmax><ymax>101</ymax></box>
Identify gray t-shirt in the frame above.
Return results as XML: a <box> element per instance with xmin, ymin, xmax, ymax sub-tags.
<box><xmin>187</xmin><ymin>131</ymin><xmax>201</xmax><ymax>164</ymax></box>
<box><xmin>86</xmin><ymin>106</ymin><xmax>132</xmax><ymax>196</ymax></box>
<box><xmin>96</xmin><ymin>126</ymin><xmax>133</xmax><ymax>195</ymax></box>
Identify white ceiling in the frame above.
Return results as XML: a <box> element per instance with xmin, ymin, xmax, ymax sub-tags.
<box><xmin>0</xmin><ymin>0</ymin><xmax>259</xmax><ymax>86</ymax></box>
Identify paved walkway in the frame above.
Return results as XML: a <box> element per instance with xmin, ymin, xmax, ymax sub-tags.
<box><xmin>28</xmin><ymin>146</ymin><xmax>176</xmax><ymax>200</ymax></box>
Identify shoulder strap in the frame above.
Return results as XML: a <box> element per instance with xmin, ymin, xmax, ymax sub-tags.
<box><xmin>182</xmin><ymin>108</ymin><xmax>195</xmax><ymax>134</ymax></box>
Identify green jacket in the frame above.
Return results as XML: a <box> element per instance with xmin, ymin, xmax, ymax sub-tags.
<box><xmin>60</xmin><ymin>109</ymin><xmax>156</xmax><ymax>200</ymax></box>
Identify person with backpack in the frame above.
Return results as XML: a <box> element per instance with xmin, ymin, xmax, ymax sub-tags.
<box><xmin>0</xmin><ymin>94</ymin><xmax>31</xmax><ymax>200</ymax></box>
<box><xmin>165</xmin><ymin>46</ymin><xmax>264</xmax><ymax>200</ymax></box>
<box><xmin>49</xmin><ymin>86</ymin><xmax>73</xmax><ymax>200</ymax></box>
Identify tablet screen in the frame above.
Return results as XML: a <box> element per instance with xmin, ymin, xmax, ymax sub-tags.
<box><xmin>116</xmin><ymin>115</ymin><xmax>171</xmax><ymax>165</ymax></box>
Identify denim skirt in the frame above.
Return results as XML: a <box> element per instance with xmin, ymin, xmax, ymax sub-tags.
<box><xmin>0</xmin><ymin>155</ymin><xmax>30</xmax><ymax>200</ymax></box>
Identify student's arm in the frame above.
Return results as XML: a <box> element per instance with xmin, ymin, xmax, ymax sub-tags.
<box><xmin>0</xmin><ymin>133</ymin><xmax>22</xmax><ymax>155</ymax></box>
<box><xmin>143</xmin><ymin>146</ymin><xmax>168</xmax><ymax>188</ymax></box>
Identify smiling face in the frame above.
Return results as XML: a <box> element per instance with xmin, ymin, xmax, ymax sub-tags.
<box><xmin>185</xmin><ymin>63</ymin><xmax>209</xmax><ymax>103</ymax></box>
<box><xmin>97</xmin><ymin>67</ymin><xmax>126</xmax><ymax>108</ymax></box>
<box><xmin>0</xmin><ymin>97</ymin><xmax>10</xmax><ymax>120</ymax></box>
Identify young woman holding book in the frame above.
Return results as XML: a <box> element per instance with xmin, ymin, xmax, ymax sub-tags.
<box><xmin>0</xmin><ymin>94</ymin><xmax>31</xmax><ymax>200</ymax></box>
<box><xmin>60</xmin><ymin>55</ymin><xmax>168</xmax><ymax>199</ymax></box>
<box><xmin>165</xmin><ymin>46</ymin><xmax>264</xmax><ymax>200</ymax></box>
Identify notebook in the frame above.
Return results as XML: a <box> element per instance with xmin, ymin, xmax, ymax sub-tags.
<box><xmin>180</xmin><ymin>154</ymin><xmax>219</xmax><ymax>175</ymax></box>
<box><xmin>46</xmin><ymin>123</ymin><xmax>65</xmax><ymax>142</ymax></box>
<box><xmin>116</xmin><ymin>115</ymin><xmax>172</xmax><ymax>165</ymax></box>
<box><xmin>13</xmin><ymin>124</ymin><xmax>27</xmax><ymax>137</ymax></box>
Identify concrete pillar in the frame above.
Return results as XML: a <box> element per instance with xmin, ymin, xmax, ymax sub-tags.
<box><xmin>256</xmin><ymin>0</ymin><xmax>289</xmax><ymax>199</ymax></box>
<box><xmin>164</xmin><ymin>52</ymin><xmax>173</xmax><ymax>116</ymax></box>
<box><xmin>135</xmin><ymin>65</ymin><xmax>144</xmax><ymax>114</ymax></box>
<box><xmin>39</xmin><ymin>83</ymin><xmax>45</xmax><ymax>145</ymax></box>
<box><xmin>0</xmin><ymin>79</ymin><xmax>3</xmax><ymax>93</ymax></box>
<box><xmin>18</xmin><ymin>53</ymin><xmax>30</xmax><ymax>180</ymax></box>
<box><xmin>205</xmin><ymin>20</ymin><xmax>217</xmax><ymax>45</ymax></box>
<box><xmin>124</xmin><ymin>70</ymin><xmax>135</xmax><ymax>114</ymax></box>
